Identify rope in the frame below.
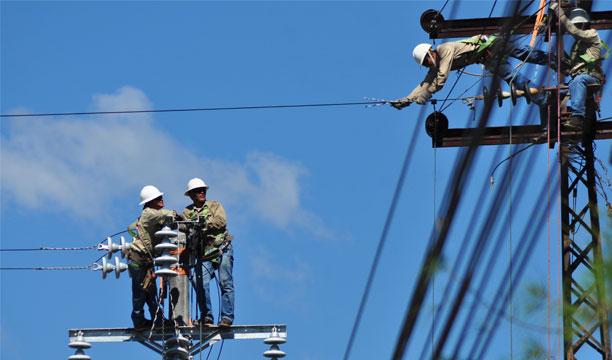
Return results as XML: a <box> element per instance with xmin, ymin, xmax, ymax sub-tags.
<box><xmin>0</xmin><ymin>101</ymin><xmax>386</xmax><ymax>118</ymax></box>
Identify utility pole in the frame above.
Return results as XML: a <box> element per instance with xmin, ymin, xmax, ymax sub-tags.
<box><xmin>419</xmin><ymin>3</ymin><xmax>612</xmax><ymax>359</ymax></box>
<box><xmin>68</xmin><ymin>224</ymin><xmax>287</xmax><ymax>359</ymax></box>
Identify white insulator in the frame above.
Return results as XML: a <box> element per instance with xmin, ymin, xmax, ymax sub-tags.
<box><xmin>155</xmin><ymin>255</ymin><xmax>178</xmax><ymax>265</ymax></box>
<box><xmin>68</xmin><ymin>348</ymin><xmax>91</xmax><ymax>360</ymax></box>
<box><xmin>155</xmin><ymin>268</ymin><xmax>178</xmax><ymax>277</ymax></box>
<box><xmin>155</xmin><ymin>227</ymin><xmax>178</xmax><ymax>238</ymax></box>
<box><xmin>155</xmin><ymin>242</ymin><xmax>178</xmax><ymax>252</ymax></box>
<box><xmin>264</xmin><ymin>328</ymin><xmax>286</xmax><ymax>345</ymax></box>
<box><xmin>106</xmin><ymin>237</ymin><xmax>121</xmax><ymax>259</ymax></box>
<box><xmin>114</xmin><ymin>257</ymin><xmax>129</xmax><ymax>279</ymax></box>
<box><xmin>120</xmin><ymin>236</ymin><xmax>131</xmax><ymax>259</ymax></box>
<box><xmin>68</xmin><ymin>333</ymin><xmax>91</xmax><ymax>349</ymax></box>
<box><xmin>263</xmin><ymin>344</ymin><xmax>286</xmax><ymax>358</ymax></box>
<box><xmin>101</xmin><ymin>257</ymin><xmax>115</xmax><ymax>280</ymax></box>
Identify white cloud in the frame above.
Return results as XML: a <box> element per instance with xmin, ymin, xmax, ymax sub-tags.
<box><xmin>249</xmin><ymin>246</ymin><xmax>314</xmax><ymax>306</ymax></box>
<box><xmin>1</xmin><ymin>86</ymin><xmax>333</xmax><ymax>239</ymax></box>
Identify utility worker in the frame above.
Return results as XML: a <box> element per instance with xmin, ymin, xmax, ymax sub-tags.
<box><xmin>127</xmin><ymin>185</ymin><xmax>180</xmax><ymax>328</ymax></box>
<box><xmin>549</xmin><ymin>1</ymin><xmax>606</xmax><ymax>130</ymax></box>
<box><xmin>392</xmin><ymin>35</ymin><xmax>551</xmax><ymax>109</ymax></box>
<box><xmin>183</xmin><ymin>178</ymin><xmax>235</xmax><ymax>328</ymax></box>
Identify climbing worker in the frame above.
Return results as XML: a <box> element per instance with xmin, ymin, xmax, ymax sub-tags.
<box><xmin>127</xmin><ymin>185</ymin><xmax>181</xmax><ymax>328</ymax></box>
<box><xmin>183</xmin><ymin>178</ymin><xmax>235</xmax><ymax>328</ymax></box>
<box><xmin>391</xmin><ymin>35</ymin><xmax>551</xmax><ymax>109</ymax></box>
<box><xmin>549</xmin><ymin>1</ymin><xmax>606</xmax><ymax>130</ymax></box>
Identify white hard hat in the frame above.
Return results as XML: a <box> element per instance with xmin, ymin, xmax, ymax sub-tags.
<box><xmin>185</xmin><ymin>178</ymin><xmax>209</xmax><ymax>196</ymax></box>
<box><xmin>413</xmin><ymin>43</ymin><xmax>433</xmax><ymax>66</ymax></box>
<box><xmin>139</xmin><ymin>185</ymin><xmax>164</xmax><ymax>205</ymax></box>
<box><xmin>569</xmin><ymin>8</ymin><xmax>590</xmax><ymax>24</ymax></box>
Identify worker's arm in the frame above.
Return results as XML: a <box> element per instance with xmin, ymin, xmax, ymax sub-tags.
<box><xmin>391</xmin><ymin>68</ymin><xmax>436</xmax><ymax>109</ymax></box>
<box><xmin>550</xmin><ymin>1</ymin><xmax>599</xmax><ymax>44</ymax></box>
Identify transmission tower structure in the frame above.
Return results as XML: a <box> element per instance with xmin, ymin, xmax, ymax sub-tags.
<box><xmin>68</xmin><ymin>221</ymin><xmax>287</xmax><ymax>360</ymax></box>
<box><xmin>418</xmin><ymin>2</ymin><xmax>612</xmax><ymax>359</ymax></box>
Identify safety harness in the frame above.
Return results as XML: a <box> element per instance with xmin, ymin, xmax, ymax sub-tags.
<box><xmin>569</xmin><ymin>39</ymin><xmax>609</xmax><ymax>82</ymax></box>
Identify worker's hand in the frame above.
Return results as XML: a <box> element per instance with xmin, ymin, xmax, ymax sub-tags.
<box><xmin>390</xmin><ymin>97</ymin><xmax>411</xmax><ymax>110</ymax></box>
<box><xmin>414</xmin><ymin>91</ymin><xmax>431</xmax><ymax>105</ymax></box>
<box><xmin>549</xmin><ymin>0</ymin><xmax>558</xmax><ymax>14</ymax></box>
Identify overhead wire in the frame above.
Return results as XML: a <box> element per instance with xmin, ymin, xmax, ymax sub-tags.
<box><xmin>391</xmin><ymin>2</ymin><xmax>536</xmax><ymax>358</ymax></box>
<box><xmin>0</xmin><ymin>101</ymin><xmax>386</xmax><ymax>118</ymax></box>
<box><xmin>342</xmin><ymin>104</ymin><xmax>427</xmax><ymax>360</ymax></box>
<box><xmin>0</xmin><ymin>230</ymin><xmax>128</xmax><ymax>251</ymax></box>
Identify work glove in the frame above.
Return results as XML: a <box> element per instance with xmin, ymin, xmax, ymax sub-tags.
<box><xmin>549</xmin><ymin>0</ymin><xmax>558</xmax><ymax>14</ymax></box>
<box><xmin>390</xmin><ymin>97</ymin><xmax>411</xmax><ymax>110</ymax></box>
<box><xmin>414</xmin><ymin>91</ymin><xmax>431</xmax><ymax>105</ymax></box>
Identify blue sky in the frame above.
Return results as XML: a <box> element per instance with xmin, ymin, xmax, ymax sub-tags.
<box><xmin>2</xmin><ymin>1</ymin><xmax>612</xmax><ymax>359</ymax></box>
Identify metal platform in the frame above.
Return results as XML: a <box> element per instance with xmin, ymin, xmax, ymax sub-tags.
<box><xmin>432</xmin><ymin>121</ymin><xmax>612</xmax><ymax>147</ymax></box>
<box><xmin>69</xmin><ymin>324</ymin><xmax>287</xmax><ymax>356</ymax></box>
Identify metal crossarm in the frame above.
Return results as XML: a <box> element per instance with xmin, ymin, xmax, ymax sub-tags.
<box><xmin>69</xmin><ymin>324</ymin><xmax>287</xmax><ymax>356</ymax></box>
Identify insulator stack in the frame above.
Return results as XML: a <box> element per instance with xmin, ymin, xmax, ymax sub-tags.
<box><xmin>68</xmin><ymin>331</ymin><xmax>92</xmax><ymax>360</ymax></box>
<box><xmin>154</xmin><ymin>226</ymin><xmax>178</xmax><ymax>278</ymax></box>
<box><xmin>164</xmin><ymin>332</ymin><xmax>190</xmax><ymax>360</ymax></box>
<box><xmin>262</xmin><ymin>327</ymin><xmax>286</xmax><ymax>359</ymax></box>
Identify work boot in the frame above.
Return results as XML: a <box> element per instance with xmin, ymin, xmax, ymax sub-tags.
<box><xmin>218</xmin><ymin>318</ymin><xmax>233</xmax><ymax>327</ymax></box>
<box><xmin>133</xmin><ymin>319</ymin><xmax>153</xmax><ymax>329</ymax></box>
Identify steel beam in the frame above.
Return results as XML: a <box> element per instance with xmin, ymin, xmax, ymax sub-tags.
<box><xmin>430</xmin><ymin>121</ymin><xmax>612</xmax><ymax>147</ymax></box>
<box><xmin>68</xmin><ymin>324</ymin><xmax>287</xmax><ymax>343</ymax></box>
<box><xmin>429</xmin><ymin>11</ymin><xmax>612</xmax><ymax>39</ymax></box>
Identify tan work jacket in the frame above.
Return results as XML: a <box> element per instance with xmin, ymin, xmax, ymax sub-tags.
<box><xmin>131</xmin><ymin>207</ymin><xmax>177</xmax><ymax>257</ymax></box>
<box><xmin>183</xmin><ymin>200</ymin><xmax>228</xmax><ymax>252</ymax></box>
<box><xmin>407</xmin><ymin>37</ymin><xmax>482</xmax><ymax>101</ymax></box>
<box><xmin>559</xmin><ymin>12</ymin><xmax>604</xmax><ymax>81</ymax></box>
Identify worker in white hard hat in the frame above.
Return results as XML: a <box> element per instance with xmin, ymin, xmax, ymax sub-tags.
<box><xmin>391</xmin><ymin>33</ymin><xmax>552</xmax><ymax>109</ymax></box>
<box><xmin>127</xmin><ymin>185</ymin><xmax>181</xmax><ymax>328</ymax></box>
<box><xmin>549</xmin><ymin>1</ymin><xmax>606</xmax><ymax>131</ymax></box>
<box><xmin>183</xmin><ymin>178</ymin><xmax>235</xmax><ymax>328</ymax></box>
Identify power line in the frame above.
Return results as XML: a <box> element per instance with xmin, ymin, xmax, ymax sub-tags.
<box><xmin>0</xmin><ymin>265</ymin><xmax>93</xmax><ymax>270</ymax></box>
<box><xmin>342</xmin><ymin>105</ymin><xmax>426</xmax><ymax>360</ymax></box>
<box><xmin>0</xmin><ymin>101</ymin><xmax>386</xmax><ymax>118</ymax></box>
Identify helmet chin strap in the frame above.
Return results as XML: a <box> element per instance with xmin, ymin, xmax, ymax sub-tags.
<box><xmin>427</xmin><ymin>50</ymin><xmax>436</xmax><ymax>66</ymax></box>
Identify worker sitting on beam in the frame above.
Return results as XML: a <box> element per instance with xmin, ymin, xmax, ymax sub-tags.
<box><xmin>549</xmin><ymin>0</ymin><xmax>606</xmax><ymax>131</ymax></box>
<box><xmin>391</xmin><ymin>35</ymin><xmax>552</xmax><ymax>109</ymax></box>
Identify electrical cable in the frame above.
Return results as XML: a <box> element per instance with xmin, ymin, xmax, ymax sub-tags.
<box><xmin>342</xmin><ymin>104</ymin><xmax>426</xmax><ymax>360</ymax></box>
<box><xmin>0</xmin><ymin>265</ymin><xmax>93</xmax><ymax>270</ymax></box>
<box><xmin>0</xmin><ymin>101</ymin><xmax>386</xmax><ymax>118</ymax></box>
<box><xmin>0</xmin><ymin>230</ymin><xmax>127</xmax><ymax>251</ymax></box>
<box><xmin>448</xmin><ymin>106</ymin><xmax>541</xmax><ymax>358</ymax></box>
<box><xmin>391</xmin><ymin>4</ymin><xmax>521</xmax><ymax>355</ymax></box>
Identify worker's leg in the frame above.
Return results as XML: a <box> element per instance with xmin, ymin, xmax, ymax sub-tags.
<box><xmin>194</xmin><ymin>259</ymin><xmax>215</xmax><ymax>322</ymax></box>
<box><xmin>218</xmin><ymin>244</ymin><xmax>235</xmax><ymax>324</ymax></box>
<box><xmin>506</xmin><ymin>43</ymin><xmax>550</xmax><ymax>65</ymax></box>
<box><xmin>568</xmin><ymin>74</ymin><xmax>599</xmax><ymax>117</ymax></box>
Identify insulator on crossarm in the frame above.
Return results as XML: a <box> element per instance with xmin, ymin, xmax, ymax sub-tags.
<box><xmin>68</xmin><ymin>331</ymin><xmax>92</xmax><ymax>360</ymax></box>
<box><xmin>263</xmin><ymin>344</ymin><xmax>286</xmax><ymax>359</ymax></box>
<box><xmin>263</xmin><ymin>327</ymin><xmax>286</xmax><ymax>358</ymax></box>
<box><xmin>264</xmin><ymin>327</ymin><xmax>286</xmax><ymax>345</ymax></box>
<box><xmin>154</xmin><ymin>226</ymin><xmax>178</xmax><ymax>278</ymax></box>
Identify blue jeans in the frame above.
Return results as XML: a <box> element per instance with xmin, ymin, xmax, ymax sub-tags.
<box><xmin>484</xmin><ymin>42</ymin><xmax>550</xmax><ymax>106</ymax></box>
<box><xmin>568</xmin><ymin>74</ymin><xmax>600</xmax><ymax>117</ymax></box>
<box><xmin>128</xmin><ymin>263</ymin><xmax>163</xmax><ymax>327</ymax></box>
<box><xmin>193</xmin><ymin>244</ymin><xmax>235</xmax><ymax>322</ymax></box>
